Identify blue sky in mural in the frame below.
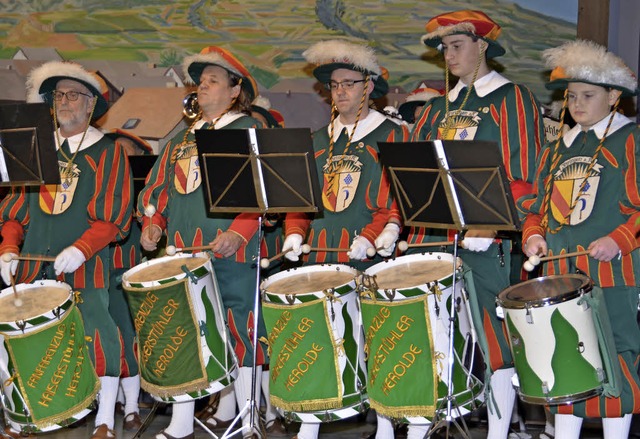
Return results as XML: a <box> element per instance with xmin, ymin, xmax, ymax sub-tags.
<box><xmin>510</xmin><ymin>0</ymin><xmax>578</xmax><ymax>23</ymax></box>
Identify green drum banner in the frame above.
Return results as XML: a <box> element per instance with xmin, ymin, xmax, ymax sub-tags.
<box><xmin>3</xmin><ymin>305</ymin><xmax>99</xmax><ymax>429</ymax></box>
<box><xmin>361</xmin><ymin>296</ymin><xmax>437</xmax><ymax>419</ymax></box>
<box><xmin>263</xmin><ymin>299</ymin><xmax>341</xmax><ymax>412</ymax></box>
<box><xmin>126</xmin><ymin>281</ymin><xmax>207</xmax><ymax>397</ymax></box>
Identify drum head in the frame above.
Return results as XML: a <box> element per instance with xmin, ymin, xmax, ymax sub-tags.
<box><xmin>125</xmin><ymin>255</ymin><xmax>209</xmax><ymax>284</ymax></box>
<box><xmin>365</xmin><ymin>253</ymin><xmax>459</xmax><ymax>290</ymax></box>
<box><xmin>0</xmin><ymin>281</ymin><xmax>71</xmax><ymax>323</ymax></box>
<box><xmin>261</xmin><ymin>264</ymin><xmax>357</xmax><ymax>296</ymax></box>
<box><xmin>498</xmin><ymin>274</ymin><xmax>592</xmax><ymax>308</ymax></box>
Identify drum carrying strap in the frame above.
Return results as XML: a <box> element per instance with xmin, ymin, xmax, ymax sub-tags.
<box><xmin>578</xmin><ymin>286</ymin><xmax>622</xmax><ymax>398</ymax></box>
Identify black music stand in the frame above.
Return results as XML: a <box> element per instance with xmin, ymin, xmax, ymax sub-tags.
<box><xmin>195</xmin><ymin>127</ymin><xmax>321</xmax><ymax>439</ymax></box>
<box><xmin>378</xmin><ymin>139</ymin><xmax>519</xmax><ymax>438</ymax></box>
<box><xmin>0</xmin><ymin>103</ymin><xmax>59</xmax><ymax>186</ymax></box>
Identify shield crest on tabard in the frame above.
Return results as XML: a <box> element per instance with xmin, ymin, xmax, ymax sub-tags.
<box><xmin>550</xmin><ymin>158</ymin><xmax>600</xmax><ymax>225</ymax></box>
<box><xmin>173</xmin><ymin>143</ymin><xmax>201</xmax><ymax>195</ymax></box>
<box><xmin>437</xmin><ymin>110</ymin><xmax>480</xmax><ymax>140</ymax></box>
<box><xmin>322</xmin><ymin>155</ymin><xmax>362</xmax><ymax>212</ymax></box>
<box><xmin>39</xmin><ymin>162</ymin><xmax>79</xmax><ymax>215</ymax></box>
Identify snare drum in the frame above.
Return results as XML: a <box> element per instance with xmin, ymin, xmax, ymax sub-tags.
<box><xmin>0</xmin><ymin>280</ymin><xmax>99</xmax><ymax>432</ymax></box>
<box><xmin>361</xmin><ymin>253</ymin><xmax>484</xmax><ymax>423</ymax></box>
<box><xmin>496</xmin><ymin>274</ymin><xmax>618</xmax><ymax>404</ymax></box>
<box><xmin>260</xmin><ymin>264</ymin><xmax>367</xmax><ymax>423</ymax></box>
<box><xmin>122</xmin><ymin>254</ymin><xmax>237</xmax><ymax>402</ymax></box>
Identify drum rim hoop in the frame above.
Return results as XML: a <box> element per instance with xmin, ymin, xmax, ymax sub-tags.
<box><xmin>496</xmin><ymin>274</ymin><xmax>593</xmax><ymax>309</ymax></box>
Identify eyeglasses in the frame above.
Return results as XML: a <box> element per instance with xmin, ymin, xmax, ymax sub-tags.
<box><xmin>325</xmin><ymin>79</ymin><xmax>366</xmax><ymax>91</ymax></box>
<box><xmin>52</xmin><ymin>90</ymin><xmax>93</xmax><ymax>101</ymax></box>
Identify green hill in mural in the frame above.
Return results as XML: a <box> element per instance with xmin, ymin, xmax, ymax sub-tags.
<box><xmin>0</xmin><ymin>0</ymin><xmax>574</xmax><ymax>101</ymax></box>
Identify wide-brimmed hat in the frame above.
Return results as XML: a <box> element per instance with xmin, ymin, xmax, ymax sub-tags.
<box><xmin>104</xmin><ymin>128</ymin><xmax>153</xmax><ymax>154</ymax></box>
<box><xmin>251</xmin><ymin>95</ymin><xmax>285</xmax><ymax>128</ymax></box>
<box><xmin>421</xmin><ymin>10</ymin><xmax>505</xmax><ymax>59</ymax></box>
<box><xmin>183</xmin><ymin>46</ymin><xmax>257</xmax><ymax>101</ymax></box>
<box><xmin>26</xmin><ymin>61</ymin><xmax>109</xmax><ymax>118</ymax></box>
<box><xmin>544</xmin><ymin>39</ymin><xmax>638</xmax><ymax>97</ymax></box>
<box><xmin>398</xmin><ymin>86</ymin><xmax>443</xmax><ymax>123</ymax></box>
<box><xmin>303</xmin><ymin>39</ymin><xmax>388</xmax><ymax>99</ymax></box>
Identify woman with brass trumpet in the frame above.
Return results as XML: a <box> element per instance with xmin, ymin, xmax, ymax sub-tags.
<box><xmin>137</xmin><ymin>46</ymin><xmax>266</xmax><ymax>439</ymax></box>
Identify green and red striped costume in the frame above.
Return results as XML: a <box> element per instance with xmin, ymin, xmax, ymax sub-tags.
<box><xmin>137</xmin><ymin>115</ymin><xmax>267</xmax><ymax>367</ymax></box>
<box><xmin>285</xmin><ymin>111</ymin><xmax>409</xmax><ymax>271</ymax></box>
<box><xmin>410</xmin><ymin>71</ymin><xmax>545</xmax><ymax>372</ymax></box>
<box><xmin>0</xmin><ymin>127</ymin><xmax>133</xmax><ymax>377</ymax></box>
<box><xmin>519</xmin><ymin>113</ymin><xmax>640</xmax><ymax>417</ymax></box>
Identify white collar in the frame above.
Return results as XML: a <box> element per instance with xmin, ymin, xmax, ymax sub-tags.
<box><xmin>193</xmin><ymin>112</ymin><xmax>245</xmax><ymax>131</ymax></box>
<box><xmin>448</xmin><ymin>70</ymin><xmax>511</xmax><ymax>101</ymax></box>
<box><xmin>56</xmin><ymin>125</ymin><xmax>103</xmax><ymax>152</ymax></box>
<box><xmin>329</xmin><ymin>110</ymin><xmax>387</xmax><ymax>143</ymax></box>
<box><xmin>562</xmin><ymin>112</ymin><xmax>633</xmax><ymax>147</ymax></box>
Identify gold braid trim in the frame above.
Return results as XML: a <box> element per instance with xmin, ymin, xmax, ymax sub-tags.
<box><xmin>440</xmin><ymin>54</ymin><xmax>481</xmax><ymax>138</ymax></box>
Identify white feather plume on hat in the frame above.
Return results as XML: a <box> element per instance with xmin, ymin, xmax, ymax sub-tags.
<box><xmin>252</xmin><ymin>95</ymin><xmax>271</xmax><ymax>110</ymax></box>
<box><xmin>303</xmin><ymin>40</ymin><xmax>381</xmax><ymax>76</ymax></box>
<box><xmin>544</xmin><ymin>39</ymin><xmax>637</xmax><ymax>95</ymax></box>
<box><xmin>26</xmin><ymin>61</ymin><xmax>102</xmax><ymax>103</ymax></box>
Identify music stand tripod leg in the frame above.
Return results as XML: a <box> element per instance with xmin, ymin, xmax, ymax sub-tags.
<box><xmin>132</xmin><ymin>400</ymin><xmax>160</xmax><ymax>439</ymax></box>
<box><xmin>219</xmin><ymin>216</ymin><xmax>266</xmax><ymax>439</ymax></box>
<box><xmin>432</xmin><ymin>233</ymin><xmax>472</xmax><ymax>439</ymax></box>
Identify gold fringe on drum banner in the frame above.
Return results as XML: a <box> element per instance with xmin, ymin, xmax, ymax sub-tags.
<box><xmin>270</xmin><ymin>394</ymin><xmax>343</xmax><ymax>413</ymax></box>
<box><xmin>368</xmin><ymin>400</ymin><xmax>436</xmax><ymax>420</ymax></box>
<box><xmin>2</xmin><ymin>302</ymin><xmax>100</xmax><ymax>430</ymax></box>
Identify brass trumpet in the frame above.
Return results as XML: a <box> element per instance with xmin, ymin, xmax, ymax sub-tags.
<box><xmin>182</xmin><ymin>91</ymin><xmax>200</xmax><ymax>119</ymax></box>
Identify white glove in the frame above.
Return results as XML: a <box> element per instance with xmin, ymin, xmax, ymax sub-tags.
<box><xmin>374</xmin><ymin>223</ymin><xmax>400</xmax><ymax>257</ymax></box>
<box><xmin>54</xmin><ymin>246</ymin><xmax>86</xmax><ymax>276</ymax></box>
<box><xmin>0</xmin><ymin>253</ymin><xmax>18</xmax><ymax>285</ymax></box>
<box><xmin>348</xmin><ymin>236</ymin><xmax>374</xmax><ymax>261</ymax></box>
<box><xmin>282</xmin><ymin>234</ymin><xmax>304</xmax><ymax>262</ymax></box>
<box><xmin>461</xmin><ymin>237</ymin><xmax>494</xmax><ymax>252</ymax></box>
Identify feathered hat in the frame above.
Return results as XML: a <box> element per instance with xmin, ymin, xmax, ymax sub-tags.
<box><xmin>183</xmin><ymin>46</ymin><xmax>257</xmax><ymax>101</ymax></box>
<box><xmin>26</xmin><ymin>61</ymin><xmax>108</xmax><ymax>118</ymax></box>
<box><xmin>251</xmin><ymin>95</ymin><xmax>285</xmax><ymax>128</ymax></box>
<box><xmin>544</xmin><ymin>39</ymin><xmax>638</xmax><ymax>97</ymax></box>
<box><xmin>421</xmin><ymin>10</ymin><xmax>505</xmax><ymax>59</ymax></box>
<box><xmin>104</xmin><ymin>128</ymin><xmax>153</xmax><ymax>155</ymax></box>
<box><xmin>398</xmin><ymin>86</ymin><xmax>443</xmax><ymax>123</ymax></box>
<box><xmin>303</xmin><ymin>39</ymin><xmax>388</xmax><ymax>98</ymax></box>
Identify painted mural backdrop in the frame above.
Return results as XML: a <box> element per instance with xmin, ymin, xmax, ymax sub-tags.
<box><xmin>0</xmin><ymin>0</ymin><xmax>577</xmax><ymax>102</ymax></box>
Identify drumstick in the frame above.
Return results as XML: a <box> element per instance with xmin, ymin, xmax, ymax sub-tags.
<box><xmin>260</xmin><ymin>250</ymin><xmax>290</xmax><ymax>269</ymax></box>
<box><xmin>397</xmin><ymin>240</ymin><xmax>453</xmax><ymax>253</ymax></box>
<box><xmin>301</xmin><ymin>244</ymin><xmax>350</xmax><ymax>254</ymax></box>
<box><xmin>8</xmin><ymin>273</ymin><xmax>22</xmax><ymax>307</ymax></box>
<box><xmin>144</xmin><ymin>204</ymin><xmax>156</xmax><ymax>217</ymax></box>
<box><xmin>523</xmin><ymin>250</ymin><xmax>591</xmax><ymax>272</ymax></box>
<box><xmin>165</xmin><ymin>244</ymin><xmax>215</xmax><ymax>256</ymax></box>
<box><xmin>1</xmin><ymin>253</ymin><xmax>56</xmax><ymax>263</ymax></box>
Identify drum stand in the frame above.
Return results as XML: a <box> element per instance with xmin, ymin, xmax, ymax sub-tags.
<box><xmin>428</xmin><ymin>233</ymin><xmax>473</xmax><ymax>439</ymax></box>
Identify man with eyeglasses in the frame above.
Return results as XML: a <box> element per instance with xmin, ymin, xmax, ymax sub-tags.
<box><xmin>0</xmin><ymin>61</ymin><xmax>133</xmax><ymax>439</ymax></box>
<box><xmin>280</xmin><ymin>39</ymin><xmax>408</xmax><ymax>439</ymax></box>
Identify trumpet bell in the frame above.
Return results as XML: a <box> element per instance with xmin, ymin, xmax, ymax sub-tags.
<box><xmin>183</xmin><ymin>92</ymin><xmax>200</xmax><ymax>119</ymax></box>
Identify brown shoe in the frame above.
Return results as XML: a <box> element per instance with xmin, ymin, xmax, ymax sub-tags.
<box><xmin>124</xmin><ymin>411</ymin><xmax>143</xmax><ymax>430</ymax></box>
<box><xmin>91</xmin><ymin>424</ymin><xmax>115</xmax><ymax>439</ymax></box>
<box><xmin>115</xmin><ymin>401</ymin><xmax>125</xmax><ymax>416</ymax></box>
<box><xmin>265</xmin><ymin>417</ymin><xmax>288</xmax><ymax>435</ymax></box>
